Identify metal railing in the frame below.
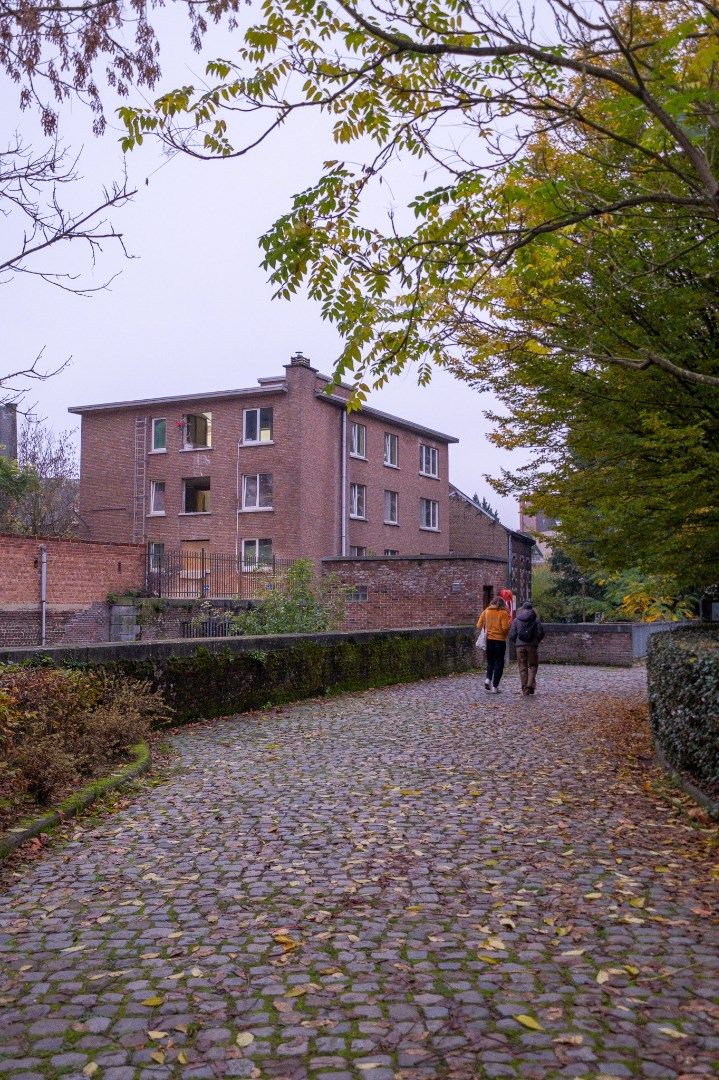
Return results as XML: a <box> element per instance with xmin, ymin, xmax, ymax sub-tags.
<box><xmin>146</xmin><ymin>550</ymin><xmax>295</xmax><ymax>599</ymax></box>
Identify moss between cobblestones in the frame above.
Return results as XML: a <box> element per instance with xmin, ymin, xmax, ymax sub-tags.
<box><xmin>0</xmin><ymin>742</ymin><xmax>150</xmax><ymax>860</ymax></box>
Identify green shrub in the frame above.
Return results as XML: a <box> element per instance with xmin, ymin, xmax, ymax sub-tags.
<box><xmin>0</xmin><ymin>668</ymin><xmax>170</xmax><ymax>805</ymax></box>
<box><xmin>229</xmin><ymin>560</ymin><xmax>346</xmax><ymax>635</ymax></box>
<box><xmin>646</xmin><ymin>628</ymin><xmax>719</xmax><ymax>800</ymax></box>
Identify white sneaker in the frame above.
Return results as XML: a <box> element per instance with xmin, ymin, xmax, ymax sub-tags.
<box><xmin>492</xmin><ymin>685</ymin><xmax>501</xmax><ymax>694</ymax></box>
<box><xmin>484</xmin><ymin>679</ymin><xmax>491</xmax><ymax>691</ymax></box>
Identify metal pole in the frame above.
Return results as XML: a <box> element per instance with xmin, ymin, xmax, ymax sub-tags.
<box><xmin>39</xmin><ymin>545</ymin><xmax>47</xmax><ymax>646</ymax></box>
<box><xmin>341</xmin><ymin>409</ymin><xmax>347</xmax><ymax>556</ymax></box>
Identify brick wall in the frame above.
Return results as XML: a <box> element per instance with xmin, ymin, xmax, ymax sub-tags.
<box><xmin>0</xmin><ymin>535</ymin><xmax>145</xmax><ymax>647</ymax></box>
<box><xmin>540</xmin><ymin>624</ymin><xmax>634</xmax><ymax>666</ymax></box>
<box><xmin>323</xmin><ymin>555</ymin><xmax>508</xmax><ymax>631</ymax></box>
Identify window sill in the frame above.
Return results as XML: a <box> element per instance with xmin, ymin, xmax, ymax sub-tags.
<box><xmin>383</xmin><ymin>462</ymin><xmax>399</xmax><ymax>469</ymax></box>
<box><xmin>148</xmin><ymin>449</ymin><xmax>167</xmax><ymax>455</ymax></box>
<box><xmin>147</xmin><ymin>512</ymin><xmax>166</xmax><ymax>518</ymax></box>
<box><xmin>240</xmin><ymin>506</ymin><xmax>274</xmax><ymax>513</ymax></box>
<box><xmin>179</xmin><ymin>511</ymin><xmax>212</xmax><ymax>516</ymax></box>
<box><xmin>419</xmin><ymin>471</ymin><xmax>440</xmax><ymax>480</ymax></box>
<box><xmin>349</xmin><ymin>453</ymin><xmax>368</xmax><ymax>461</ymax></box>
<box><xmin>349</xmin><ymin>514</ymin><xmax>367</xmax><ymax>521</ymax></box>
<box><xmin>181</xmin><ymin>446</ymin><xmax>213</xmax><ymax>452</ymax></box>
<box><xmin>384</xmin><ymin>520</ymin><xmax>400</xmax><ymax>527</ymax></box>
<box><xmin>243</xmin><ymin>440</ymin><xmax>275</xmax><ymax>447</ymax></box>
<box><xmin>420</xmin><ymin>525</ymin><xmax>440</xmax><ymax>532</ymax></box>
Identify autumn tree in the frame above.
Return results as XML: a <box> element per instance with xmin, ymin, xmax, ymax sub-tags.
<box><xmin>7</xmin><ymin>421</ymin><xmax>80</xmax><ymax>537</ymax></box>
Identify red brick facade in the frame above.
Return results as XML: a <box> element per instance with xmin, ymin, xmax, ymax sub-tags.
<box><xmin>322</xmin><ymin>556</ymin><xmax>508</xmax><ymax>631</ymax></box>
<box><xmin>448</xmin><ymin>488</ymin><xmax>534</xmax><ymax>603</ymax></box>
<box><xmin>71</xmin><ymin>355</ymin><xmax>457</xmax><ymax>563</ymax></box>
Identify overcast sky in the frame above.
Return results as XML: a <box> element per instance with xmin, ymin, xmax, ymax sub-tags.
<box><xmin>4</xmin><ymin>8</ymin><xmax>528</xmax><ymax>528</ymax></box>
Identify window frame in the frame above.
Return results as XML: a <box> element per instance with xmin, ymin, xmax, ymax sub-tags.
<box><xmin>243</xmin><ymin>407</ymin><xmax>274</xmax><ymax>445</ymax></box>
<box><xmin>242</xmin><ymin>472</ymin><xmax>274</xmax><ymax>511</ymax></box>
<box><xmin>242</xmin><ymin>537</ymin><xmax>273</xmax><ymax>569</ymax></box>
<box><xmin>350</xmin><ymin>422</ymin><xmax>367</xmax><ymax>459</ymax></box>
<box><xmin>420</xmin><ymin>497</ymin><xmax>439</xmax><ymax>531</ymax></box>
<box><xmin>182</xmin><ymin>411</ymin><xmax>212</xmax><ymax>450</ymax></box>
<box><xmin>384</xmin><ymin>548</ymin><xmax>399</xmax><ymax>556</ymax></box>
<box><xmin>348</xmin><ymin>585</ymin><xmax>369</xmax><ymax>602</ymax></box>
<box><xmin>149</xmin><ymin>480</ymin><xmax>166</xmax><ymax>516</ymax></box>
<box><xmin>383</xmin><ymin>432</ymin><xmax>399</xmax><ymax>468</ymax></box>
<box><xmin>148</xmin><ymin>542</ymin><xmax>165</xmax><ymax>571</ymax></box>
<box><xmin>349</xmin><ymin>482</ymin><xmax>366</xmax><ymax>520</ymax></box>
<box><xmin>150</xmin><ymin>418</ymin><xmax>167</xmax><ymax>453</ymax></box>
<box><xmin>182</xmin><ymin>476</ymin><xmax>211</xmax><ymax>514</ymax></box>
<box><xmin>349</xmin><ymin>545</ymin><xmax>366</xmax><ymax>557</ymax></box>
<box><xmin>419</xmin><ymin>442</ymin><xmax>439</xmax><ymax>478</ymax></box>
<box><xmin>384</xmin><ymin>489</ymin><xmax>399</xmax><ymax>525</ymax></box>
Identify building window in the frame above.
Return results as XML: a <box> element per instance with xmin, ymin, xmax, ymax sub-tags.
<box><xmin>151</xmin><ymin>418</ymin><xmax>166</xmax><ymax>452</ymax></box>
<box><xmin>244</xmin><ymin>407</ymin><xmax>273</xmax><ymax>444</ymax></box>
<box><xmin>350</xmin><ymin>483</ymin><xmax>366</xmax><ymax>519</ymax></box>
<box><xmin>384</xmin><ymin>548</ymin><xmax>399</xmax><ymax>556</ymax></box>
<box><xmin>420</xmin><ymin>497</ymin><xmax>439</xmax><ymax>530</ymax></box>
<box><xmin>149</xmin><ymin>480</ymin><xmax>166</xmax><ymax>515</ymax></box>
<box><xmin>419</xmin><ymin>443</ymin><xmax>439</xmax><ymax>477</ymax></box>
<box><xmin>384</xmin><ymin>490</ymin><xmax>399</xmax><ymax>525</ymax></box>
<box><xmin>348</xmin><ymin>585</ymin><xmax>368</xmax><ymax>602</ymax></box>
<box><xmin>243</xmin><ymin>473</ymin><xmax>273</xmax><ymax>510</ymax></box>
<box><xmin>384</xmin><ymin>432</ymin><xmax>398</xmax><ymax>468</ymax></box>
<box><xmin>148</xmin><ymin>542</ymin><xmax>164</xmax><ymax>571</ymax></box>
<box><xmin>183</xmin><ymin>476</ymin><xmax>211</xmax><ymax>513</ymax></box>
<box><xmin>350</xmin><ymin>422</ymin><xmax>366</xmax><ymax>458</ymax></box>
<box><xmin>183</xmin><ymin>412</ymin><xmax>212</xmax><ymax>449</ymax></box>
<box><xmin>350</xmin><ymin>546</ymin><xmax>366</xmax><ymax>557</ymax></box>
<box><xmin>242</xmin><ymin>537</ymin><xmax>273</xmax><ymax>568</ymax></box>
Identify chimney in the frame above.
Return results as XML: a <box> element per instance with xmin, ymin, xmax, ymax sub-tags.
<box><xmin>0</xmin><ymin>403</ymin><xmax>18</xmax><ymax>461</ymax></box>
<box><xmin>289</xmin><ymin>350</ymin><xmax>312</xmax><ymax>367</ymax></box>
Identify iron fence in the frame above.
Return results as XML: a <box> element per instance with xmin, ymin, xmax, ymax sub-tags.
<box><xmin>146</xmin><ymin>550</ymin><xmax>295</xmax><ymax>600</ymax></box>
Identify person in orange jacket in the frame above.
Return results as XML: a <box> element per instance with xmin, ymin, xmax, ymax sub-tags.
<box><xmin>476</xmin><ymin>596</ymin><xmax>511</xmax><ymax>693</ymax></box>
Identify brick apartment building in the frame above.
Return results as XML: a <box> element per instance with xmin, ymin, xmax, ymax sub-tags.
<box><xmin>449</xmin><ymin>486</ymin><xmax>535</xmax><ymax>602</ymax></box>
<box><xmin>70</xmin><ymin>353</ymin><xmax>458</xmax><ymax>566</ymax></box>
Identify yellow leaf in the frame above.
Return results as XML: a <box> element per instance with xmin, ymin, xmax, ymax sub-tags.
<box><xmin>273</xmin><ymin>933</ymin><xmax>300</xmax><ymax>951</ymax></box>
<box><xmin>560</xmin><ymin>948</ymin><xmax>585</xmax><ymax>957</ymax></box>
<box><xmin>629</xmin><ymin>897</ymin><xmax>645</xmax><ymax>908</ymax></box>
<box><xmin>624</xmin><ymin>965</ymin><xmax>640</xmax><ymax>976</ymax></box>
<box><xmin>482</xmin><ymin>936</ymin><xmax>506</xmax><ymax>951</ymax></box>
<box><xmin>596</xmin><ymin>970</ymin><xmax>610</xmax><ymax>984</ymax></box>
<box><xmin>177</xmin><ymin>1051</ymin><xmax>189</xmax><ymax>1065</ymax></box>
<box><xmin>141</xmin><ymin>996</ymin><xmax>163</xmax><ymax>1007</ymax></box>
<box><xmin>82</xmin><ymin>1065</ymin><xmax>98</xmax><ymax>1077</ymax></box>
<box><xmin>236</xmin><ymin>1032</ymin><xmax>255</xmax><ymax>1047</ymax></box>
<box><xmin>478</xmin><ymin>954</ymin><xmax>499</xmax><ymax>964</ymax></box>
<box><xmin>658</xmin><ymin>1027</ymin><xmax>688</xmax><ymax>1039</ymax></box>
<box><xmin>553</xmin><ymin>1034</ymin><xmax>583</xmax><ymax>1046</ymax></box>
<box><xmin>584</xmin><ymin>892</ymin><xmax>602</xmax><ymax>900</ymax></box>
<box><xmin>148</xmin><ymin>1030</ymin><xmax>168</xmax><ymax>1040</ymax></box>
<box><xmin>400</xmin><ymin>789</ymin><xmax>422</xmax><ymax>796</ymax></box>
<box><xmin>189</xmin><ymin>967</ymin><xmax>203</xmax><ymax>978</ymax></box>
<box><xmin>150</xmin><ymin>1052</ymin><xmax>165</xmax><ymax>1064</ymax></box>
<box><xmin>286</xmin><ymin>985</ymin><xmax>310</xmax><ymax>998</ymax></box>
<box><xmin>514</xmin><ymin>1014</ymin><xmax>544</xmax><ymax>1031</ymax></box>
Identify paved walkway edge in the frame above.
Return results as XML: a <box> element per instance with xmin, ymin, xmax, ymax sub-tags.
<box><xmin>654</xmin><ymin>739</ymin><xmax>719</xmax><ymax>819</ymax></box>
<box><xmin>0</xmin><ymin>741</ymin><xmax>151</xmax><ymax>860</ymax></box>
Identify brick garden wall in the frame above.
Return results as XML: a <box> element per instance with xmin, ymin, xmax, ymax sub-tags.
<box><xmin>540</xmin><ymin>624</ymin><xmax>634</xmax><ymax>666</ymax></box>
<box><xmin>0</xmin><ymin>535</ymin><xmax>145</xmax><ymax>647</ymax></box>
<box><xmin>323</xmin><ymin>555</ymin><xmax>508</xmax><ymax>631</ymax></box>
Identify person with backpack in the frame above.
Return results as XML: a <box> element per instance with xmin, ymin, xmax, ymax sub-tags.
<box><xmin>476</xmin><ymin>596</ymin><xmax>511</xmax><ymax>694</ymax></box>
<box><xmin>509</xmin><ymin>601</ymin><xmax>546</xmax><ymax>696</ymax></box>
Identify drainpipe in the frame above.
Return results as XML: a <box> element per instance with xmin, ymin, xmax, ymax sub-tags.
<box><xmin>39</xmin><ymin>545</ymin><xmax>47</xmax><ymax>646</ymax></box>
<box><xmin>340</xmin><ymin>409</ymin><xmax>348</xmax><ymax>556</ymax></box>
<box><xmin>235</xmin><ymin>439</ymin><xmax>241</xmax><ymax>564</ymax></box>
<box><xmin>507</xmin><ymin>531</ymin><xmax>513</xmax><ymax>595</ymax></box>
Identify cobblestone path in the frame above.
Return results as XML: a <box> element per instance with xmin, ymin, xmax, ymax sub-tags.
<box><xmin>1</xmin><ymin>666</ymin><xmax>718</xmax><ymax>1080</ymax></box>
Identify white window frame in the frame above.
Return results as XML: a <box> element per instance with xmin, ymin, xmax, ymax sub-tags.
<box><xmin>149</xmin><ymin>480</ymin><xmax>166</xmax><ymax>516</ymax></box>
<box><xmin>242</xmin><ymin>537</ymin><xmax>273</xmax><ymax>569</ymax></box>
<box><xmin>350</xmin><ymin>483</ymin><xmax>366</xmax><ymax>519</ymax></box>
<box><xmin>419</xmin><ymin>443</ymin><xmax>439</xmax><ymax>478</ymax></box>
<box><xmin>350</xmin><ymin>422</ymin><xmax>367</xmax><ymax>459</ymax></box>
<box><xmin>243</xmin><ymin>407</ymin><xmax>274</xmax><ymax>445</ymax></box>
<box><xmin>384</xmin><ymin>432</ymin><xmax>399</xmax><ymax>468</ymax></box>
<box><xmin>182</xmin><ymin>411</ymin><xmax>212</xmax><ymax>450</ymax></box>
<box><xmin>148</xmin><ymin>542</ymin><xmax>164</xmax><ymax>571</ymax></box>
<box><xmin>350</xmin><ymin>546</ymin><xmax>366</xmax><ymax>557</ymax></box>
<box><xmin>420</xmin><ymin>497</ymin><xmax>439</xmax><ymax>531</ymax></box>
<box><xmin>384</xmin><ymin>548</ymin><xmax>399</xmax><ymax>556</ymax></box>
<box><xmin>182</xmin><ymin>477</ymin><xmax>211</xmax><ymax>515</ymax></box>
<box><xmin>384</xmin><ymin>490</ymin><xmax>399</xmax><ymax>525</ymax></box>
<box><xmin>150</xmin><ymin>418</ymin><xmax>167</xmax><ymax>454</ymax></box>
<box><xmin>242</xmin><ymin>473</ymin><xmax>274</xmax><ymax>511</ymax></box>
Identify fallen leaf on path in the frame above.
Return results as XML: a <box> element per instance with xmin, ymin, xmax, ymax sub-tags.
<box><xmin>236</xmin><ymin>1032</ymin><xmax>255</xmax><ymax>1047</ymax></box>
<box><xmin>515</xmin><ymin>1014</ymin><xmax>543</xmax><ymax>1031</ymax></box>
<box><xmin>141</xmin><ymin>996</ymin><xmax>163</xmax><ymax>1007</ymax></box>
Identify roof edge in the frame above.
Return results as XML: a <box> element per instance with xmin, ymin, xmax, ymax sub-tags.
<box><xmin>69</xmin><ymin>384</ymin><xmax>288</xmax><ymax>415</ymax></box>
<box><xmin>315</xmin><ymin>393</ymin><xmax>459</xmax><ymax>444</ymax></box>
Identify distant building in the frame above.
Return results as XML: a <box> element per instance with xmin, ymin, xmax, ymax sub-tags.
<box><xmin>519</xmin><ymin>501</ymin><xmax>559</xmax><ymax>562</ymax></box>
<box><xmin>449</xmin><ymin>486</ymin><xmax>534</xmax><ymax>603</ymax></box>
<box><xmin>0</xmin><ymin>403</ymin><xmax>18</xmax><ymax>461</ymax></box>
<box><xmin>69</xmin><ymin>352</ymin><xmax>458</xmax><ymax>565</ymax></box>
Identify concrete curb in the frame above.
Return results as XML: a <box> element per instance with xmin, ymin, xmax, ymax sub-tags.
<box><xmin>0</xmin><ymin>742</ymin><xmax>151</xmax><ymax>860</ymax></box>
<box><xmin>654</xmin><ymin>741</ymin><xmax>719</xmax><ymax>821</ymax></box>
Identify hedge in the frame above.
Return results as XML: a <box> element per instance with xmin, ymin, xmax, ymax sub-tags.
<box><xmin>646</xmin><ymin>627</ymin><xmax>719</xmax><ymax>807</ymax></box>
<box><xmin>6</xmin><ymin>629</ymin><xmax>476</xmax><ymax>725</ymax></box>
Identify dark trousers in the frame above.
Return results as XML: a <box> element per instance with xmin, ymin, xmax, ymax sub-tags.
<box><xmin>516</xmin><ymin>645</ymin><xmax>539</xmax><ymax>691</ymax></box>
<box><xmin>485</xmin><ymin>639</ymin><xmax>506</xmax><ymax>687</ymax></box>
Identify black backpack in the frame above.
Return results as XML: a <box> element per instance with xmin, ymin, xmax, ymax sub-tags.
<box><xmin>517</xmin><ymin>617</ymin><xmax>537</xmax><ymax>643</ymax></box>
